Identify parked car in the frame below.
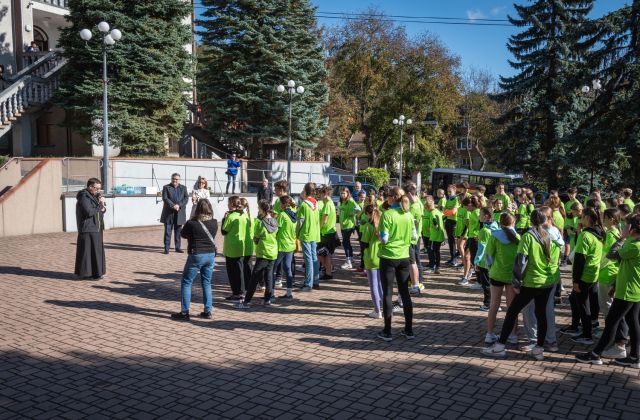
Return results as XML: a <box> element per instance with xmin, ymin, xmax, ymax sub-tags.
<box><xmin>331</xmin><ymin>182</ymin><xmax>377</xmax><ymax>211</ymax></box>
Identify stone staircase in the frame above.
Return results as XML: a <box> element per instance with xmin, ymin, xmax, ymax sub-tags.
<box><xmin>0</xmin><ymin>51</ymin><xmax>67</xmax><ymax>138</ymax></box>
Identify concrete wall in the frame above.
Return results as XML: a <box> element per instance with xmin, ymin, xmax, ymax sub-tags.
<box><xmin>0</xmin><ymin>1</ymin><xmax>16</xmax><ymax>74</ymax></box>
<box><xmin>0</xmin><ymin>159</ymin><xmax>63</xmax><ymax>237</ymax></box>
<box><xmin>0</xmin><ymin>158</ymin><xmax>21</xmax><ymax>193</ymax></box>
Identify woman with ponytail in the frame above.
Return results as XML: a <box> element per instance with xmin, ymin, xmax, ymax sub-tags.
<box><xmin>377</xmin><ymin>187</ymin><xmax>416</xmax><ymax>342</ymax></box>
<box><xmin>563</xmin><ymin>207</ymin><xmax>604</xmax><ymax>345</ymax></box>
<box><xmin>483</xmin><ymin>210</ymin><xmax>558</xmax><ymax>360</ymax></box>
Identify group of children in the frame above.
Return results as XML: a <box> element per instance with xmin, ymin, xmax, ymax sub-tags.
<box><xmin>213</xmin><ymin>177</ymin><xmax>640</xmax><ymax>365</ymax></box>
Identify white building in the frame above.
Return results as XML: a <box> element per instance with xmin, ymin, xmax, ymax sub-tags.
<box><xmin>0</xmin><ymin>0</ymin><xmax>196</xmax><ymax>157</ymax></box>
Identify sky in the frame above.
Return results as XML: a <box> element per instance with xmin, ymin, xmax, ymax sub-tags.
<box><xmin>195</xmin><ymin>0</ymin><xmax>630</xmax><ymax>79</ymax></box>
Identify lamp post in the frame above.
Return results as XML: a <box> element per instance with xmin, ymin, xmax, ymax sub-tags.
<box><xmin>580</xmin><ymin>78</ymin><xmax>603</xmax><ymax>190</ymax></box>
<box><xmin>392</xmin><ymin>115</ymin><xmax>412</xmax><ymax>182</ymax></box>
<box><xmin>277</xmin><ymin>80</ymin><xmax>304</xmax><ymax>194</ymax></box>
<box><xmin>79</xmin><ymin>22</ymin><xmax>122</xmax><ymax>193</ymax></box>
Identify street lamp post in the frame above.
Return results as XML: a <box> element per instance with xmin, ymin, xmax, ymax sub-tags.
<box><xmin>392</xmin><ymin>115</ymin><xmax>412</xmax><ymax>183</ymax></box>
<box><xmin>79</xmin><ymin>22</ymin><xmax>122</xmax><ymax>193</ymax></box>
<box><xmin>581</xmin><ymin>78</ymin><xmax>603</xmax><ymax>190</ymax></box>
<box><xmin>277</xmin><ymin>80</ymin><xmax>304</xmax><ymax>194</ymax></box>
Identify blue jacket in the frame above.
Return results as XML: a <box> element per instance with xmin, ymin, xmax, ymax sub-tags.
<box><xmin>227</xmin><ymin>159</ymin><xmax>241</xmax><ymax>176</ymax></box>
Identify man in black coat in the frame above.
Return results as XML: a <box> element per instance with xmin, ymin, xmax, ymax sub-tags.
<box><xmin>75</xmin><ymin>177</ymin><xmax>107</xmax><ymax>279</ymax></box>
<box><xmin>257</xmin><ymin>178</ymin><xmax>273</xmax><ymax>203</ymax></box>
<box><xmin>161</xmin><ymin>173</ymin><xmax>189</xmax><ymax>254</ymax></box>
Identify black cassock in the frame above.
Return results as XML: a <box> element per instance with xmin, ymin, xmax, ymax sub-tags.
<box><xmin>74</xmin><ymin>189</ymin><xmax>106</xmax><ymax>278</ymax></box>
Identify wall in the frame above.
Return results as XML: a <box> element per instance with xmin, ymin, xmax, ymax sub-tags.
<box><xmin>0</xmin><ymin>1</ymin><xmax>16</xmax><ymax>73</ymax></box>
<box><xmin>0</xmin><ymin>159</ymin><xmax>63</xmax><ymax>237</ymax></box>
<box><xmin>0</xmin><ymin>158</ymin><xmax>21</xmax><ymax>194</ymax></box>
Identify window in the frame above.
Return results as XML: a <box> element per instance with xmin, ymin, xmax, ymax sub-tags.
<box><xmin>456</xmin><ymin>137</ymin><xmax>470</xmax><ymax>150</ymax></box>
<box><xmin>458</xmin><ymin>157</ymin><xmax>471</xmax><ymax>168</ymax></box>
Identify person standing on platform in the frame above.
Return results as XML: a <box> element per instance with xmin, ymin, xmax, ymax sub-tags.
<box><xmin>161</xmin><ymin>173</ymin><xmax>189</xmax><ymax>254</ymax></box>
<box><xmin>226</xmin><ymin>153</ymin><xmax>241</xmax><ymax>194</ymax></box>
<box><xmin>75</xmin><ymin>178</ymin><xmax>107</xmax><ymax>280</ymax></box>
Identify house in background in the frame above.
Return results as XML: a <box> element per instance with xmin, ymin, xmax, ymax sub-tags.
<box><xmin>453</xmin><ymin>120</ymin><xmax>485</xmax><ymax>170</ymax></box>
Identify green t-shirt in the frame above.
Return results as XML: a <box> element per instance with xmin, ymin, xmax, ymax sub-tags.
<box><xmin>379</xmin><ymin>207</ymin><xmax>413</xmax><ymax>260</ymax></box>
<box><xmin>253</xmin><ymin>217</ymin><xmax>278</xmax><ymax>260</ymax></box>
<box><xmin>486</xmin><ymin>232</ymin><xmax>520</xmax><ymax>283</ymax></box>
<box><xmin>552</xmin><ymin>210</ymin><xmax>565</xmax><ymax>231</ymax></box>
<box><xmin>222</xmin><ymin>211</ymin><xmax>248</xmax><ymax>258</ymax></box>
<box><xmin>429</xmin><ymin>208</ymin><xmax>445</xmax><ymax>243</ymax></box>
<box><xmin>467</xmin><ymin>208</ymin><xmax>481</xmax><ymax>239</ymax></box>
<box><xmin>317</xmin><ymin>199</ymin><xmax>325</xmax><ymax>215</ymax></box>
<box><xmin>437</xmin><ymin>197</ymin><xmax>446</xmax><ymax>211</ymax></box>
<box><xmin>574</xmin><ymin>230</ymin><xmax>604</xmax><ymax>283</ymax></box>
<box><xmin>517</xmin><ymin>232</ymin><xmax>557</xmax><ymax>288</ymax></box>
<box><xmin>564</xmin><ymin>198</ymin><xmax>579</xmax><ymax>215</ymax></box>
<box><xmin>598</xmin><ymin>227</ymin><xmax>620</xmax><ymax>285</ymax></box>
<box><xmin>455</xmin><ymin>206</ymin><xmax>469</xmax><ymax>237</ymax></box>
<box><xmin>444</xmin><ymin>197</ymin><xmax>459</xmax><ymax>221</ymax></box>
<box><xmin>614</xmin><ymin>238</ymin><xmax>640</xmax><ymax>302</ymax></box>
<box><xmin>409</xmin><ymin>200</ymin><xmax>423</xmax><ymax>245</ymax></box>
<box><xmin>477</xmin><ymin>225</ymin><xmax>492</xmax><ymax>269</ymax></box>
<box><xmin>361</xmin><ymin>222</ymin><xmax>381</xmax><ymax>270</ymax></box>
<box><xmin>338</xmin><ymin>199</ymin><xmax>360</xmax><ymax>230</ymax></box>
<box><xmin>320</xmin><ymin>199</ymin><xmax>337</xmax><ymax>235</ymax></box>
<box><xmin>243</xmin><ymin>215</ymin><xmax>255</xmax><ymax>256</ymax></box>
<box><xmin>273</xmin><ymin>198</ymin><xmax>283</xmax><ymax>215</ymax></box>
<box><xmin>624</xmin><ymin>198</ymin><xmax>635</xmax><ymax>210</ymax></box>
<box><xmin>515</xmin><ymin>203</ymin><xmax>533</xmax><ymax>230</ymax></box>
<box><xmin>494</xmin><ymin>193</ymin><xmax>511</xmax><ymax>210</ymax></box>
<box><xmin>276</xmin><ymin>211</ymin><xmax>296</xmax><ymax>253</ymax></box>
<box><xmin>493</xmin><ymin>211</ymin><xmax>503</xmax><ymax>223</ymax></box>
<box><xmin>422</xmin><ymin>208</ymin><xmax>432</xmax><ymax>237</ymax></box>
<box><xmin>297</xmin><ymin>199</ymin><xmax>321</xmax><ymax>243</ymax></box>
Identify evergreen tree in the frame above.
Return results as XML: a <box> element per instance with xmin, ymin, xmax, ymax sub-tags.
<box><xmin>197</xmin><ymin>0</ymin><xmax>328</xmax><ymax>157</ymax></box>
<box><xmin>56</xmin><ymin>0</ymin><xmax>192</xmax><ymax>154</ymax></box>
<box><xmin>570</xmin><ymin>1</ymin><xmax>640</xmax><ymax>191</ymax></box>
<box><xmin>492</xmin><ymin>1</ymin><xmax>597</xmax><ymax>189</ymax></box>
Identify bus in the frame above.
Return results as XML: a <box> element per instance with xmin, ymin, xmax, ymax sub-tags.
<box><xmin>430</xmin><ymin>168</ymin><xmax>524</xmax><ymax>196</ymax></box>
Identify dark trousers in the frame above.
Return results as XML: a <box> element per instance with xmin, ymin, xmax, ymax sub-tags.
<box><xmin>380</xmin><ymin>257</ymin><xmax>412</xmax><ymax>335</ymax></box>
<box><xmin>342</xmin><ymin>228</ymin><xmax>355</xmax><ymax>259</ymax></box>
<box><xmin>430</xmin><ymin>241</ymin><xmax>442</xmax><ymax>268</ymax></box>
<box><xmin>594</xmin><ymin>299</ymin><xmax>639</xmax><ymax>359</ymax></box>
<box><xmin>410</xmin><ymin>243</ymin><xmax>424</xmax><ymax>282</ymax></box>
<box><xmin>164</xmin><ymin>223</ymin><xmax>182</xmax><ymax>252</ymax></box>
<box><xmin>444</xmin><ymin>219</ymin><xmax>456</xmax><ymax>260</ymax></box>
<box><xmin>570</xmin><ymin>280</ymin><xmax>598</xmax><ymax>338</ymax></box>
<box><xmin>245</xmin><ymin>258</ymin><xmax>275</xmax><ymax>304</ymax></box>
<box><xmin>468</xmin><ymin>238</ymin><xmax>478</xmax><ymax>265</ymax></box>
<box><xmin>499</xmin><ymin>286</ymin><xmax>553</xmax><ymax>346</ymax></box>
<box><xmin>477</xmin><ymin>267</ymin><xmax>491</xmax><ymax>307</ymax></box>
<box><xmin>226</xmin><ymin>256</ymin><xmax>252</xmax><ymax>295</ymax></box>
<box><xmin>423</xmin><ymin>237</ymin><xmax>434</xmax><ymax>268</ymax></box>
<box><xmin>226</xmin><ymin>174</ymin><xmax>237</xmax><ymax>194</ymax></box>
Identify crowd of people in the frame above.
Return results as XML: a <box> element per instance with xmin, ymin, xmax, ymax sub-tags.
<box><xmin>75</xmin><ymin>174</ymin><xmax>640</xmax><ymax>367</ymax></box>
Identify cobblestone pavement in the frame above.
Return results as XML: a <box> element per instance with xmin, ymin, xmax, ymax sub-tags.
<box><xmin>1</xmin><ymin>227</ymin><xmax>639</xmax><ymax>419</ymax></box>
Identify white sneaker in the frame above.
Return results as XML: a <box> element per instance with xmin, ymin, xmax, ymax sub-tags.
<box><xmin>274</xmin><ymin>280</ymin><xmax>283</xmax><ymax>288</ymax></box>
<box><xmin>528</xmin><ymin>345</ymin><xmax>544</xmax><ymax>361</ymax></box>
<box><xmin>507</xmin><ymin>334</ymin><xmax>518</xmax><ymax>345</ymax></box>
<box><xmin>602</xmin><ymin>344</ymin><xmax>627</xmax><ymax>359</ymax></box>
<box><xmin>485</xmin><ymin>332</ymin><xmax>498</xmax><ymax>344</ymax></box>
<box><xmin>392</xmin><ymin>304</ymin><xmax>403</xmax><ymax>314</ymax></box>
<box><xmin>469</xmin><ymin>283</ymin><xmax>483</xmax><ymax>290</ymax></box>
<box><xmin>341</xmin><ymin>260</ymin><xmax>352</xmax><ymax>269</ymax></box>
<box><xmin>367</xmin><ymin>310</ymin><xmax>382</xmax><ymax>319</ymax></box>
<box><xmin>459</xmin><ymin>278</ymin><xmax>470</xmax><ymax>286</ymax></box>
<box><xmin>482</xmin><ymin>343</ymin><xmax>506</xmax><ymax>358</ymax></box>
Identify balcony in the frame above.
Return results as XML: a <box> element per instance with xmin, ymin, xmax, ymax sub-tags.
<box><xmin>32</xmin><ymin>0</ymin><xmax>69</xmax><ymax>9</ymax></box>
<box><xmin>31</xmin><ymin>0</ymin><xmax>69</xmax><ymax>17</ymax></box>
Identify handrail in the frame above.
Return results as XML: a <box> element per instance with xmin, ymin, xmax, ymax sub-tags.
<box><xmin>9</xmin><ymin>51</ymin><xmax>61</xmax><ymax>81</ymax></box>
<box><xmin>0</xmin><ymin>157</ymin><xmax>20</xmax><ymax>172</ymax></box>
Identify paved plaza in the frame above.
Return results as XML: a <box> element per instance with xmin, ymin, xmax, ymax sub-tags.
<box><xmin>1</xmin><ymin>227</ymin><xmax>639</xmax><ymax>419</ymax></box>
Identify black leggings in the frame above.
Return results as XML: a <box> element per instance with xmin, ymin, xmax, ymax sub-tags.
<box><xmin>244</xmin><ymin>258</ymin><xmax>274</xmax><ymax>304</ymax></box>
<box><xmin>476</xmin><ymin>267</ymin><xmax>490</xmax><ymax>307</ymax></box>
<box><xmin>423</xmin><ymin>237</ymin><xmax>433</xmax><ymax>268</ymax></box>
<box><xmin>380</xmin><ymin>257</ymin><xmax>412</xmax><ymax>335</ymax></box>
<box><xmin>593</xmin><ymin>299</ymin><xmax>640</xmax><ymax>359</ymax></box>
<box><xmin>226</xmin><ymin>256</ymin><xmax>252</xmax><ymax>295</ymax></box>
<box><xmin>342</xmin><ymin>228</ymin><xmax>355</xmax><ymax>259</ymax></box>
<box><xmin>499</xmin><ymin>286</ymin><xmax>553</xmax><ymax>346</ymax></box>
<box><xmin>430</xmin><ymin>241</ymin><xmax>442</xmax><ymax>268</ymax></box>
<box><xmin>569</xmin><ymin>280</ymin><xmax>598</xmax><ymax>338</ymax></box>
<box><xmin>444</xmin><ymin>219</ymin><xmax>456</xmax><ymax>260</ymax></box>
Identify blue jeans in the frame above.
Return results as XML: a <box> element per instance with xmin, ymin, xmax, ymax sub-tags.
<box><xmin>273</xmin><ymin>251</ymin><xmax>294</xmax><ymax>288</ymax></box>
<box><xmin>226</xmin><ymin>173</ymin><xmax>237</xmax><ymax>193</ymax></box>
<box><xmin>180</xmin><ymin>253</ymin><xmax>215</xmax><ymax>313</ymax></box>
<box><xmin>301</xmin><ymin>241</ymin><xmax>319</xmax><ymax>287</ymax></box>
<box><xmin>341</xmin><ymin>228</ymin><xmax>355</xmax><ymax>259</ymax></box>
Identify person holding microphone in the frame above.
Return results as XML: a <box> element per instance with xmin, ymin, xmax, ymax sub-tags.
<box><xmin>74</xmin><ymin>178</ymin><xmax>107</xmax><ymax>280</ymax></box>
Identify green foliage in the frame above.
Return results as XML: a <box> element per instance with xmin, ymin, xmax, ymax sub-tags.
<box><xmin>0</xmin><ymin>155</ymin><xmax>9</xmax><ymax>167</ymax></box>
<box><xmin>356</xmin><ymin>167</ymin><xmax>390</xmax><ymax>189</ymax></box>
<box><xmin>197</xmin><ymin>0</ymin><xmax>329</xmax><ymax>156</ymax></box>
<box><xmin>325</xmin><ymin>11</ymin><xmax>462</xmax><ymax>171</ymax></box>
<box><xmin>56</xmin><ymin>0</ymin><xmax>192</xmax><ymax>154</ymax></box>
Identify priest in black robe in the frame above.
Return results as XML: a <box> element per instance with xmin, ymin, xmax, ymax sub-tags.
<box><xmin>74</xmin><ymin>178</ymin><xmax>107</xmax><ymax>279</ymax></box>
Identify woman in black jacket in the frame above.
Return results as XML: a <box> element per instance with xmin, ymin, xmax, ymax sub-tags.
<box><xmin>75</xmin><ymin>178</ymin><xmax>106</xmax><ymax>280</ymax></box>
<box><xmin>171</xmin><ymin>199</ymin><xmax>218</xmax><ymax>321</ymax></box>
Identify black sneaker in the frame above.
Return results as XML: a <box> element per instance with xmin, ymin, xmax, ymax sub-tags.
<box><xmin>312</xmin><ymin>284</ymin><xmax>320</xmax><ymax>290</ymax></box>
<box><xmin>175</xmin><ymin>249</ymin><xmax>184</xmax><ymax>253</ymax></box>
<box><xmin>560</xmin><ymin>326</ymin><xmax>581</xmax><ymax>336</ymax></box>
<box><xmin>199</xmin><ymin>311</ymin><xmax>212</xmax><ymax>319</ymax></box>
<box><xmin>613</xmin><ymin>357</ymin><xmax>640</xmax><ymax>368</ymax></box>
<box><xmin>225</xmin><ymin>295</ymin><xmax>243</xmax><ymax>301</ymax></box>
<box><xmin>279</xmin><ymin>294</ymin><xmax>293</xmax><ymax>301</ymax></box>
<box><xmin>320</xmin><ymin>274</ymin><xmax>333</xmax><ymax>280</ymax></box>
<box><xmin>571</xmin><ymin>335</ymin><xmax>594</xmax><ymax>345</ymax></box>
<box><xmin>575</xmin><ymin>351</ymin><xmax>603</xmax><ymax>365</ymax></box>
<box><xmin>400</xmin><ymin>329</ymin><xmax>415</xmax><ymax>340</ymax></box>
<box><xmin>377</xmin><ymin>331</ymin><xmax>393</xmax><ymax>342</ymax></box>
<box><xmin>170</xmin><ymin>312</ymin><xmax>190</xmax><ymax>321</ymax></box>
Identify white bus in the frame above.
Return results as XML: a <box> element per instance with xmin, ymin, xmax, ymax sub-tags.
<box><xmin>430</xmin><ymin>168</ymin><xmax>524</xmax><ymax>196</ymax></box>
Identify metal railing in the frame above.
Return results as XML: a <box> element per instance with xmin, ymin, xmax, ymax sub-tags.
<box><xmin>62</xmin><ymin>158</ymin><xmax>102</xmax><ymax>193</ymax></box>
